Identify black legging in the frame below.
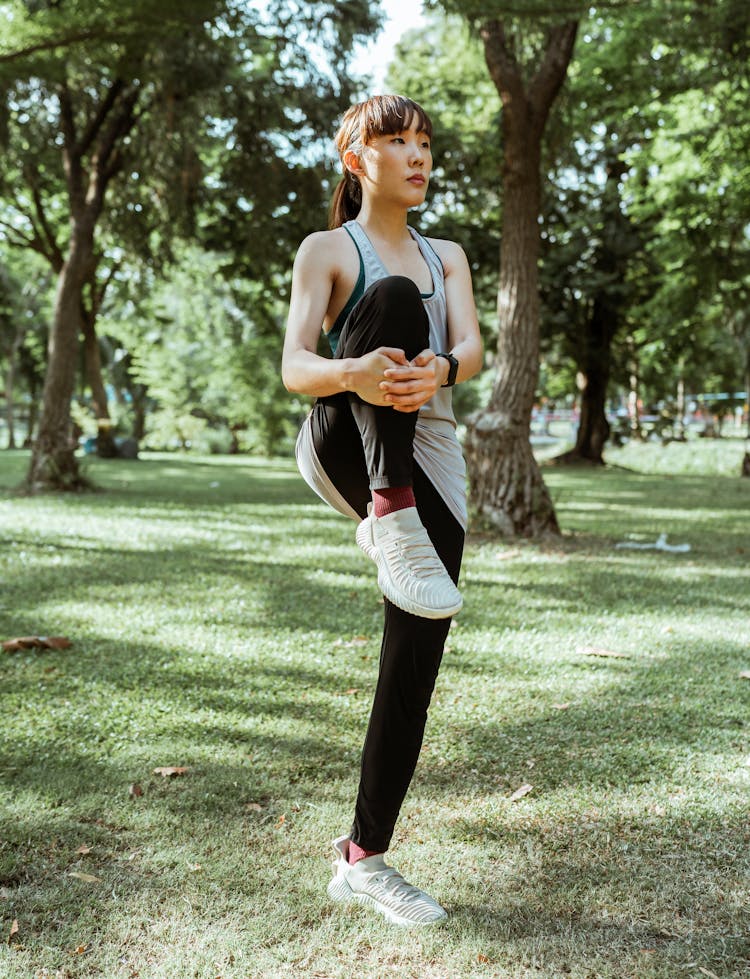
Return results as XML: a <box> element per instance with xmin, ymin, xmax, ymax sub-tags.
<box><xmin>310</xmin><ymin>276</ymin><xmax>465</xmax><ymax>853</ymax></box>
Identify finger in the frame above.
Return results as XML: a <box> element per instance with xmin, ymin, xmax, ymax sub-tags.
<box><xmin>383</xmin><ymin>365</ymin><xmax>431</xmax><ymax>380</ymax></box>
<box><xmin>376</xmin><ymin>346</ymin><xmax>409</xmax><ymax>365</ymax></box>
<box><xmin>411</xmin><ymin>349</ymin><xmax>436</xmax><ymax>367</ymax></box>
<box><xmin>387</xmin><ymin>390</ymin><xmax>430</xmax><ymax>406</ymax></box>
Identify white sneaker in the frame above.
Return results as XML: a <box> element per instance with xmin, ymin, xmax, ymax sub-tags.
<box><xmin>355</xmin><ymin>506</ymin><xmax>462</xmax><ymax>619</ymax></box>
<box><xmin>326</xmin><ymin>836</ymin><xmax>448</xmax><ymax>927</ymax></box>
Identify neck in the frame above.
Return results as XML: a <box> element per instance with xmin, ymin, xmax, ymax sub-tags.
<box><xmin>356</xmin><ymin>198</ymin><xmax>411</xmax><ymax>244</ymax></box>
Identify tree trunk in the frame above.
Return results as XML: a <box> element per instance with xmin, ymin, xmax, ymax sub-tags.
<box><xmin>81</xmin><ymin>305</ymin><xmax>117</xmax><ymax>457</ymax></box>
<box><xmin>556</xmin><ymin>293</ymin><xmax>613</xmax><ymax>464</ymax></box>
<box><xmin>675</xmin><ymin>374</ymin><xmax>686</xmax><ymax>441</ymax></box>
<box><xmin>465</xmin><ymin>19</ymin><xmax>577</xmax><ymax>536</ymax></box>
<box><xmin>556</xmin><ymin>155</ymin><xmax>632</xmax><ymax>464</ymax></box>
<box><xmin>24</xmin><ymin>76</ymin><xmax>139</xmax><ymax>490</ymax></box>
<box><xmin>465</xmin><ymin>142</ymin><xmax>559</xmax><ymax>533</ymax></box>
<box><xmin>5</xmin><ymin>370</ymin><xmax>16</xmax><ymax>449</ymax></box>
<box><xmin>566</xmin><ymin>357</ymin><xmax>611</xmax><ymax>462</ymax></box>
<box><xmin>26</xmin><ymin>230</ymin><xmax>94</xmax><ymax>489</ymax></box>
<box><xmin>5</xmin><ymin>342</ymin><xmax>18</xmax><ymax>450</ymax></box>
<box><xmin>627</xmin><ymin>349</ymin><xmax>642</xmax><ymax>440</ymax></box>
<box><xmin>23</xmin><ymin>376</ymin><xmax>39</xmax><ymax>448</ymax></box>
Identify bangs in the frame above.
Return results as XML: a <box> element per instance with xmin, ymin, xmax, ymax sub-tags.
<box><xmin>359</xmin><ymin>95</ymin><xmax>433</xmax><ymax>143</ymax></box>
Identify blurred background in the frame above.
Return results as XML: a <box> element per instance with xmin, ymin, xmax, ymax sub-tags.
<box><xmin>1</xmin><ymin>0</ymin><xmax>748</xmax><ymax>473</ymax></box>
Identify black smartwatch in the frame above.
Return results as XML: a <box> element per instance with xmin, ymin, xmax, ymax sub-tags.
<box><xmin>437</xmin><ymin>352</ymin><xmax>459</xmax><ymax>387</ymax></box>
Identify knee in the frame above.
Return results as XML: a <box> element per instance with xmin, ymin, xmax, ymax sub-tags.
<box><xmin>370</xmin><ymin>275</ymin><xmax>422</xmax><ymax>309</ymax></box>
<box><xmin>365</xmin><ymin>276</ymin><xmax>428</xmax><ymax>349</ymax></box>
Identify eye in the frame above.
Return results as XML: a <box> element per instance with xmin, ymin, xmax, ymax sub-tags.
<box><xmin>391</xmin><ymin>136</ymin><xmax>405</xmax><ymax>144</ymax></box>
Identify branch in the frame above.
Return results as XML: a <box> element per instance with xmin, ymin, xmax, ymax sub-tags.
<box><xmin>95</xmin><ymin>84</ymin><xmax>141</xmax><ymax>183</ymax></box>
<box><xmin>0</xmin><ymin>217</ymin><xmax>37</xmax><ymax>250</ymax></box>
<box><xmin>92</xmin><ymin>258</ymin><xmax>121</xmax><ymax>317</ymax></box>
<box><xmin>24</xmin><ymin>163</ymin><xmax>65</xmax><ymax>271</ymax></box>
<box><xmin>78</xmin><ymin>78</ymin><xmax>126</xmax><ymax>158</ymax></box>
<box><xmin>58</xmin><ymin>78</ymin><xmax>77</xmax><ymax>150</ymax></box>
<box><xmin>528</xmin><ymin>20</ymin><xmax>579</xmax><ymax>126</ymax></box>
<box><xmin>479</xmin><ymin>19</ymin><xmax>526</xmax><ymax>110</ymax></box>
<box><xmin>0</xmin><ymin>27</ymin><xmax>119</xmax><ymax>65</ymax></box>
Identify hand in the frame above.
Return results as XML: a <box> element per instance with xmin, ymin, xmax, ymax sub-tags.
<box><xmin>380</xmin><ymin>349</ymin><xmax>447</xmax><ymax>413</ymax></box>
<box><xmin>350</xmin><ymin>347</ymin><xmax>410</xmax><ymax>405</ymax></box>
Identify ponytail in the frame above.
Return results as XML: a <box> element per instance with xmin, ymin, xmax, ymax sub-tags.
<box><xmin>328</xmin><ymin>172</ymin><xmax>361</xmax><ymax>229</ymax></box>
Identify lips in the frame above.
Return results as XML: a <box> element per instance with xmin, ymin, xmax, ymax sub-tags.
<box><xmin>408</xmin><ymin>175</ymin><xmax>426</xmax><ymax>185</ymax></box>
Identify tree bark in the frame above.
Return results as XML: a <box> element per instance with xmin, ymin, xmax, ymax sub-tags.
<box><xmin>465</xmin><ymin>19</ymin><xmax>577</xmax><ymax>535</ymax></box>
<box><xmin>81</xmin><ymin>261</ymin><xmax>119</xmax><ymax>458</ymax></box>
<box><xmin>81</xmin><ymin>306</ymin><xmax>117</xmax><ymax>458</ymax></box>
<box><xmin>26</xmin><ymin>77</ymin><xmax>138</xmax><ymax>490</ymax></box>
<box><xmin>27</xmin><ymin>228</ymin><xmax>96</xmax><ymax>488</ymax></box>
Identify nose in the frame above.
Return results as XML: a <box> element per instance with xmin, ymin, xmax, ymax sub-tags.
<box><xmin>409</xmin><ymin>142</ymin><xmax>425</xmax><ymax>167</ymax></box>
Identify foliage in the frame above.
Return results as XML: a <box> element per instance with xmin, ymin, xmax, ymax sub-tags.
<box><xmin>0</xmin><ymin>0</ymin><xmax>380</xmax><ymax>471</ymax></box>
<box><xmin>99</xmin><ymin>247</ymin><xmax>303</xmax><ymax>455</ymax></box>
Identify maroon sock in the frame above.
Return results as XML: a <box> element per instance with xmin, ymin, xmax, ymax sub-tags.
<box><xmin>348</xmin><ymin>840</ymin><xmax>382</xmax><ymax>866</ymax></box>
<box><xmin>372</xmin><ymin>485</ymin><xmax>416</xmax><ymax>518</ymax></box>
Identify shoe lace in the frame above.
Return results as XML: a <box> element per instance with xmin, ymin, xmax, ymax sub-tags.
<box><xmin>397</xmin><ymin>532</ymin><xmax>446</xmax><ymax>578</ymax></box>
<box><xmin>372</xmin><ymin>867</ymin><xmax>424</xmax><ymax>902</ymax></box>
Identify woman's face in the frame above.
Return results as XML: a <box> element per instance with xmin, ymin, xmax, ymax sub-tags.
<box><xmin>349</xmin><ymin>120</ymin><xmax>432</xmax><ymax>208</ymax></box>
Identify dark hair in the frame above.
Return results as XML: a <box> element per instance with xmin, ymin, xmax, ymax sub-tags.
<box><xmin>328</xmin><ymin>94</ymin><xmax>433</xmax><ymax>230</ymax></box>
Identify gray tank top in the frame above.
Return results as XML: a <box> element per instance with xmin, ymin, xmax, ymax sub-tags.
<box><xmin>295</xmin><ymin>220</ymin><xmax>467</xmax><ymax>530</ymax></box>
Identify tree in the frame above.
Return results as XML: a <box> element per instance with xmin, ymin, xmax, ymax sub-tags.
<box><xmin>0</xmin><ymin>0</ymin><xmax>378</xmax><ymax>489</ymax></box>
<box><xmin>429</xmin><ymin>1</ymin><xmax>583</xmax><ymax>534</ymax></box>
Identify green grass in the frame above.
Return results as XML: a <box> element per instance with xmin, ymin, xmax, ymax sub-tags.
<box><xmin>1</xmin><ymin>446</ymin><xmax>748</xmax><ymax>979</ymax></box>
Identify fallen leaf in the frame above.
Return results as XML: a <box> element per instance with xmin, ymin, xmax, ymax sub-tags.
<box><xmin>3</xmin><ymin>635</ymin><xmax>72</xmax><ymax>652</ymax></box>
<box><xmin>344</xmin><ymin>688</ymin><xmax>359</xmax><ymax>696</ymax></box>
<box><xmin>552</xmin><ymin>702</ymin><xmax>571</xmax><ymax>710</ymax></box>
<box><xmin>245</xmin><ymin>802</ymin><xmax>263</xmax><ymax>812</ymax></box>
<box><xmin>578</xmin><ymin>646</ymin><xmax>628</xmax><ymax>659</ymax></box>
<box><xmin>509</xmin><ymin>783</ymin><xmax>533</xmax><ymax>802</ymax></box>
<box><xmin>152</xmin><ymin>766</ymin><xmax>189</xmax><ymax>777</ymax></box>
<box><xmin>76</xmin><ymin>845</ymin><xmax>91</xmax><ymax>855</ymax></box>
<box><xmin>129</xmin><ymin>782</ymin><xmax>143</xmax><ymax>798</ymax></box>
<box><xmin>8</xmin><ymin>918</ymin><xmax>18</xmax><ymax>943</ymax></box>
<box><xmin>739</xmin><ymin>671</ymin><xmax>750</xmax><ymax>680</ymax></box>
<box><xmin>68</xmin><ymin>872</ymin><xmax>100</xmax><ymax>883</ymax></box>
<box><xmin>276</xmin><ymin>814</ymin><xmax>286</xmax><ymax>828</ymax></box>
<box><xmin>698</xmin><ymin>968</ymin><xmax>721</xmax><ymax>979</ymax></box>
<box><xmin>477</xmin><ymin>953</ymin><xmax>490</xmax><ymax>963</ymax></box>
<box><xmin>73</xmin><ymin>944</ymin><xmax>87</xmax><ymax>955</ymax></box>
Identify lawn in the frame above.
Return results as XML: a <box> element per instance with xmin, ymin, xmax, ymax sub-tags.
<box><xmin>0</xmin><ymin>445</ymin><xmax>748</xmax><ymax>979</ymax></box>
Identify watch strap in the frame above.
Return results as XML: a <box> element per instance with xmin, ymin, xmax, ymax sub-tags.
<box><xmin>437</xmin><ymin>352</ymin><xmax>458</xmax><ymax>387</ymax></box>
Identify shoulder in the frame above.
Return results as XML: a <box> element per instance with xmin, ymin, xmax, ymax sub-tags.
<box><xmin>294</xmin><ymin>228</ymin><xmax>356</xmax><ymax>288</ymax></box>
<box><xmin>424</xmin><ymin>236</ymin><xmax>469</xmax><ymax>277</ymax></box>
<box><xmin>297</xmin><ymin>228</ymin><xmax>352</xmax><ymax>262</ymax></box>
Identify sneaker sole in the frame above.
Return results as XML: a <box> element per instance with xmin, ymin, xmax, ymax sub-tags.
<box><xmin>327</xmin><ymin>874</ymin><xmax>448</xmax><ymax>928</ymax></box>
<box><xmin>355</xmin><ymin>519</ymin><xmax>462</xmax><ymax>620</ymax></box>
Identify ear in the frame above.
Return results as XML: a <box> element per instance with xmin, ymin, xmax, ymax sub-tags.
<box><xmin>343</xmin><ymin>148</ymin><xmax>365</xmax><ymax>178</ymax></box>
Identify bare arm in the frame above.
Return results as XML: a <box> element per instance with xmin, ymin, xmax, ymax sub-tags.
<box><xmin>281</xmin><ymin>233</ymin><xmax>409</xmax><ymax>403</ymax></box>
<box><xmin>381</xmin><ymin>240</ymin><xmax>483</xmax><ymax>412</ymax></box>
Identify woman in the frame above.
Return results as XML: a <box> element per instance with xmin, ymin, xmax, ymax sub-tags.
<box><xmin>282</xmin><ymin>94</ymin><xmax>482</xmax><ymax>926</ymax></box>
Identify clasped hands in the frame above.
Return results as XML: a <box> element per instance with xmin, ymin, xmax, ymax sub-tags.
<box><xmin>356</xmin><ymin>346</ymin><xmax>446</xmax><ymax>413</ymax></box>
